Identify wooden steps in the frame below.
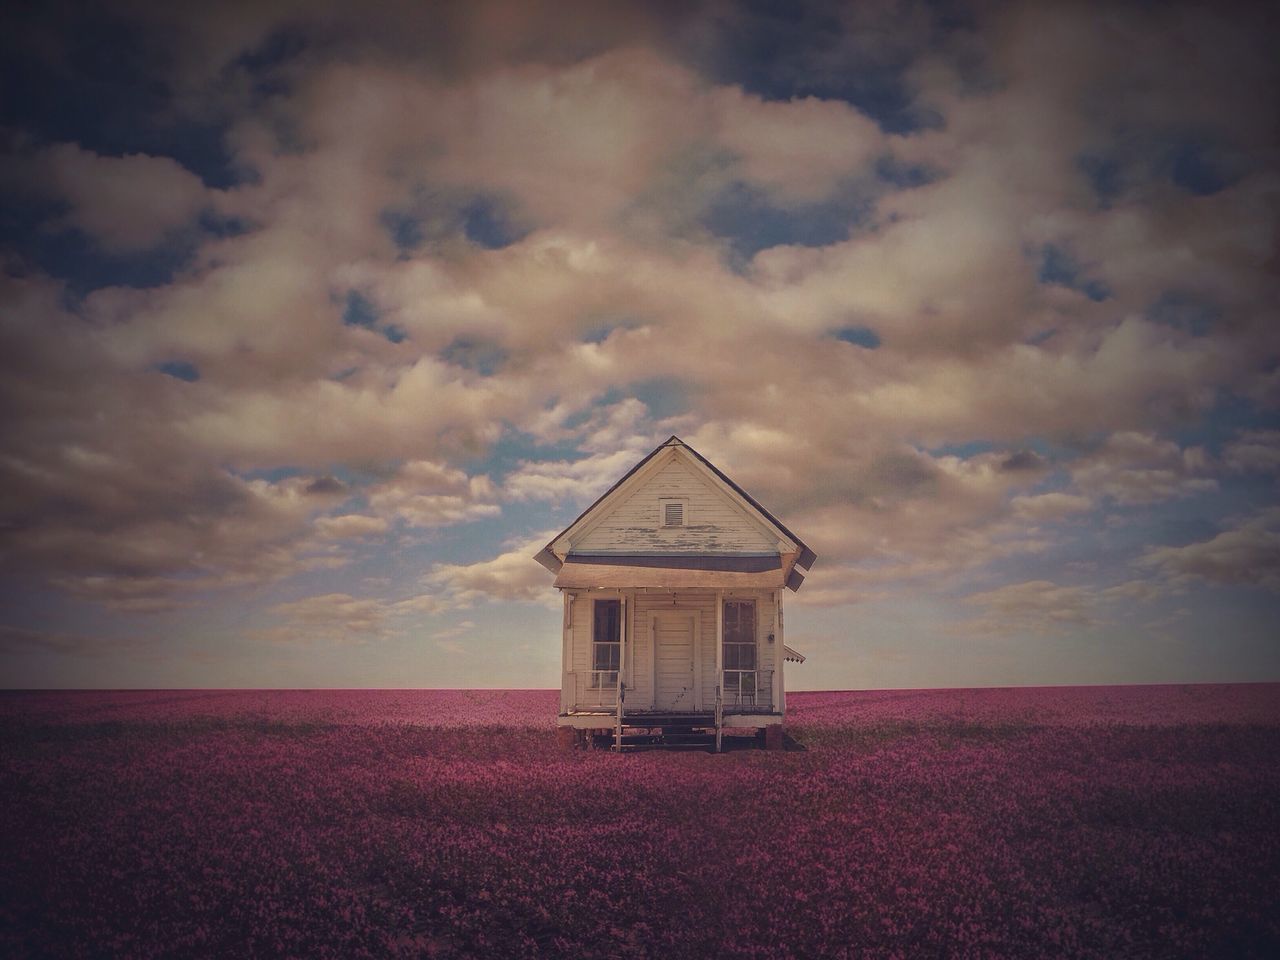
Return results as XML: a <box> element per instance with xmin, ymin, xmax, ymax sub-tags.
<box><xmin>613</xmin><ymin>713</ymin><xmax>715</xmax><ymax>727</ymax></box>
<box><xmin>598</xmin><ymin>728</ymin><xmax>719</xmax><ymax>752</ymax></box>
<box><xmin>608</xmin><ymin>709</ymin><xmax>719</xmax><ymax>752</ymax></box>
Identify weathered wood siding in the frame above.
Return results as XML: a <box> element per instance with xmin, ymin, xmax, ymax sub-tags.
<box><xmin>572</xmin><ymin>454</ymin><xmax>777</xmax><ymax>555</ymax></box>
<box><xmin>563</xmin><ymin>589</ymin><xmax>782</xmax><ymax>714</ymax></box>
<box><xmin>634</xmin><ymin>590</ymin><xmax>778</xmax><ymax>711</ymax></box>
<box><xmin>564</xmin><ymin>592</ymin><xmax>650</xmax><ymax>710</ymax></box>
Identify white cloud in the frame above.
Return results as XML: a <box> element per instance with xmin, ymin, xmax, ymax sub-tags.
<box><xmin>962</xmin><ymin>579</ymin><xmax>1098</xmax><ymax>636</ymax></box>
<box><xmin>1</xmin><ymin>0</ymin><xmax>1276</xmax><ymax>683</ymax></box>
<box><xmin>258</xmin><ymin>589</ymin><xmax>448</xmax><ymax>645</ymax></box>
<box><xmin>1139</xmin><ymin>508</ymin><xmax>1280</xmax><ymax>590</ymax></box>
<box><xmin>424</xmin><ymin>532</ymin><xmax>560</xmax><ymax>608</ymax></box>
<box><xmin>368</xmin><ymin>460</ymin><xmax>501</xmax><ymax>528</ymax></box>
<box><xmin>41</xmin><ymin>143</ymin><xmax>212</xmax><ymax>252</ymax></box>
<box><xmin>1011</xmin><ymin>492</ymin><xmax>1093</xmax><ymax>522</ymax></box>
<box><xmin>711</xmin><ymin>89</ymin><xmax>885</xmax><ymax>204</ymax></box>
<box><xmin>1224</xmin><ymin>431</ymin><xmax>1280</xmax><ymax>475</ymax></box>
<box><xmin>1072</xmin><ymin>432</ymin><xmax>1218</xmax><ymax>506</ymax></box>
<box><xmin>315</xmin><ymin>514</ymin><xmax>389</xmax><ymax>539</ymax></box>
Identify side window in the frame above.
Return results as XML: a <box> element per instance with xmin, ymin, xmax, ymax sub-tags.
<box><xmin>592</xmin><ymin>599</ymin><xmax>621</xmax><ymax>684</ymax></box>
<box><xmin>723</xmin><ymin>600</ymin><xmax>757</xmax><ymax>669</ymax></box>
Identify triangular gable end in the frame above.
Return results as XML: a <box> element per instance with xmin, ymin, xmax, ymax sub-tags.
<box><xmin>569</xmin><ymin>447</ymin><xmax>780</xmax><ymax>555</ymax></box>
<box><xmin>534</xmin><ymin>437</ymin><xmax>817</xmax><ymax>589</ymax></box>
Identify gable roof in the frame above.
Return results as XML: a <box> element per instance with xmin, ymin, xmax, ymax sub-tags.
<box><xmin>533</xmin><ymin>436</ymin><xmax>817</xmax><ymax>584</ymax></box>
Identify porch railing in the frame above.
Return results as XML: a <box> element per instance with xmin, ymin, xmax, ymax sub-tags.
<box><xmin>577</xmin><ymin>670</ymin><xmax>618</xmax><ymax>708</ymax></box>
<box><xmin>571</xmin><ymin>669</ymin><xmax>776</xmax><ymax>713</ymax></box>
<box><xmin>722</xmin><ymin>669</ymin><xmax>775</xmax><ymax>712</ymax></box>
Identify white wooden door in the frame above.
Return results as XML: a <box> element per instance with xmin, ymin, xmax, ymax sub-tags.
<box><xmin>653</xmin><ymin>611</ymin><xmax>697</xmax><ymax>711</ymax></box>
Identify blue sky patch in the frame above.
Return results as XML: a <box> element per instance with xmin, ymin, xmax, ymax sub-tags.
<box><xmin>380</xmin><ymin>190</ymin><xmax>530</xmax><ymax>255</ymax></box>
<box><xmin>1146</xmin><ymin>291</ymin><xmax>1217</xmax><ymax>337</ymax></box>
<box><xmin>1076</xmin><ymin>152</ymin><xmax>1125</xmax><ymax>205</ymax></box>
<box><xmin>462</xmin><ymin>195</ymin><xmax>529</xmax><ymax>249</ymax></box>
<box><xmin>341</xmin><ymin>291</ymin><xmax>405</xmax><ymax>343</ymax></box>
<box><xmin>875</xmin><ymin>155</ymin><xmax>938</xmax><ymax>189</ymax></box>
<box><xmin>616</xmin><ymin>378</ymin><xmax>690</xmax><ymax>421</ymax></box>
<box><xmin>703</xmin><ymin>180</ymin><xmax>872</xmax><ymax>264</ymax></box>
<box><xmin>1169</xmin><ymin>140</ymin><xmax>1232</xmax><ymax>196</ymax></box>
<box><xmin>20</xmin><ymin>225</ymin><xmax>198</xmax><ymax>296</ymax></box>
<box><xmin>441</xmin><ymin>337</ymin><xmax>507</xmax><ymax>376</ymax></box>
<box><xmin>681</xmin><ymin>2</ymin><xmax>936</xmax><ymax>134</ymax></box>
<box><xmin>1170</xmin><ymin>388</ymin><xmax>1280</xmax><ymax>455</ymax></box>
<box><xmin>380</xmin><ymin>209</ymin><xmax>424</xmax><ymax>253</ymax></box>
<box><xmin>0</xmin><ymin>9</ymin><xmax>240</xmax><ymax>188</ymax></box>
<box><xmin>231</xmin><ymin>27</ymin><xmax>309</xmax><ymax>101</ymax></box>
<box><xmin>832</xmin><ymin>325</ymin><xmax>881</xmax><ymax>349</ymax></box>
<box><xmin>342</xmin><ymin>291</ymin><xmax>379</xmax><ymax>329</ymax></box>
<box><xmin>927</xmin><ymin>440</ymin><xmax>998</xmax><ymax>459</ymax></box>
<box><xmin>581</xmin><ymin>316</ymin><xmax>643</xmax><ymax>344</ymax></box>
<box><xmin>472</xmin><ymin>429</ymin><xmax>586</xmax><ymax>479</ymax></box>
<box><xmin>1038</xmin><ymin>244</ymin><xmax>1109</xmax><ymax>302</ymax></box>
<box><xmin>1079</xmin><ymin>137</ymin><xmax>1239</xmax><ymax>206</ymax></box>
<box><xmin>156</xmin><ymin>360</ymin><xmax>200</xmax><ymax>382</ymax></box>
<box><xmin>197</xmin><ymin>210</ymin><xmax>255</xmax><ymax>239</ymax></box>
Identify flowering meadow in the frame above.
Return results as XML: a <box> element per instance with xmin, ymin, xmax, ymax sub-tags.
<box><xmin>2</xmin><ymin>686</ymin><xmax>1278</xmax><ymax>958</ymax></box>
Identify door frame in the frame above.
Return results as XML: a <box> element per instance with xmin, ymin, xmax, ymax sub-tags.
<box><xmin>649</xmin><ymin>608</ymin><xmax>702</xmax><ymax>711</ymax></box>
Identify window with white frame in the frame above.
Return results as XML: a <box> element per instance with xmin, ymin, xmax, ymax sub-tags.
<box><xmin>660</xmin><ymin>498</ymin><xmax>687</xmax><ymax>528</ymax></box>
<box><xmin>591</xmin><ymin>599</ymin><xmax>621</xmax><ymax>687</ymax></box>
<box><xmin>722</xmin><ymin>600</ymin><xmax>757</xmax><ymax>702</ymax></box>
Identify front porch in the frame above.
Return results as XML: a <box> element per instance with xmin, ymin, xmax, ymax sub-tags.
<box><xmin>556</xmin><ymin>707</ymin><xmax>788</xmax><ymax>753</ymax></box>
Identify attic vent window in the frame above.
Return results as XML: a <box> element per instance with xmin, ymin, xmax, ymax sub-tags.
<box><xmin>661</xmin><ymin>499</ymin><xmax>686</xmax><ymax>528</ymax></box>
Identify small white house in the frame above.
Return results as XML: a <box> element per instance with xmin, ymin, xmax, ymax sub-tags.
<box><xmin>535</xmin><ymin>436</ymin><xmax>816</xmax><ymax>750</ymax></box>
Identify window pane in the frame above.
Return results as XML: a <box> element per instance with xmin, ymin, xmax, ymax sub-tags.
<box><xmin>594</xmin><ymin>599</ymin><xmax>620</xmax><ymax>643</ymax></box>
<box><xmin>724</xmin><ymin>600</ymin><xmax>755</xmax><ymax>644</ymax></box>
<box><xmin>739</xmin><ymin>644</ymin><xmax>756</xmax><ymax>670</ymax></box>
<box><xmin>724</xmin><ymin>645</ymin><xmax>739</xmax><ymax>670</ymax></box>
<box><xmin>594</xmin><ymin>642</ymin><xmax>619</xmax><ymax>671</ymax></box>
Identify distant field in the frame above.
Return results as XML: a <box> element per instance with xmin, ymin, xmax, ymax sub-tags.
<box><xmin>3</xmin><ymin>686</ymin><xmax>1278</xmax><ymax>958</ymax></box>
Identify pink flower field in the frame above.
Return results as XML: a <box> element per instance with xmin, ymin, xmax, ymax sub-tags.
<box><xmin>2</xmin><ymin>685</ymin><xmax>1278</xmax><ymax>958</ymax></box>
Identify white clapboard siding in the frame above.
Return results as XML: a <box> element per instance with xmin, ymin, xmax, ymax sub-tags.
<box><xmin>572</xmin><ymin>455</ymin><xmax>778</xmax><ymax>555</ymax></box>
<box><xmin>631</xmin><ymin>590</ymin><xmax>778</xmax><ymax>711</ymax></box>
<box><xmin>564</xmin><ymin>590</ymin><xmax>782</xmax><ymax>714</ymax></box>
<box><xmin>567</xmin><ymin>594</ymin><xmax>597</xmax><ymax>708</ymax></box>
<box><xmin>566</xmin><ymin>593</ymin><xmax>652</xmax><ymax>710</ymax></box>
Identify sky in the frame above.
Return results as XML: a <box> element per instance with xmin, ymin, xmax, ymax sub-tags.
<box><xmin>1</xmin><ymin>0</ymin><xmax>1277</xmax><ymax>690</ymax></box>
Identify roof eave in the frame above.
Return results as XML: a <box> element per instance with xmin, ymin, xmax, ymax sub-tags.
<box><xmin>534</xmin><ymin>546</ymin><xmax>562</xmax><ymax>574</ymax></box>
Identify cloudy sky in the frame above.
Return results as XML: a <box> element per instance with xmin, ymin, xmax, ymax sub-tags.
<box><xmin>1</xmin><ymin>0</ymin><xmax>1277</xmax><ymax>690</ymax></box>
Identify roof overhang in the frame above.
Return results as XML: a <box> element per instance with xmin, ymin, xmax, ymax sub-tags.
<box><xmin>783</xmin><ymin>645</ymin><xmax>806</xmax><ymax>663</ymax></box>
<box><xmin>553</xmin><ymin>563</ymin><xmax>790</xmax><ymax>591</ymax></box>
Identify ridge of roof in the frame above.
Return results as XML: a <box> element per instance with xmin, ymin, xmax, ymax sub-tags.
<box><xmin>533</xmin><ymin>435</ymin><xmax>817</xmax><ymax>574</ymax></box>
